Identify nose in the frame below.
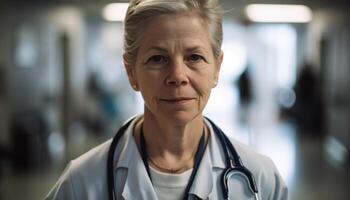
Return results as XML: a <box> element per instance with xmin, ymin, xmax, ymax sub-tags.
<box><xmin>165</xmin><ymin>60</ymin><xmax>189</xmax><ymax>86</ymax></box>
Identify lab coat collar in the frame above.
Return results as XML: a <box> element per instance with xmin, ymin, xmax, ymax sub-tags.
<box><xmin>188</xmin><ymin>138</ymin><xmax>213</xmax><ymax>199</ymax></box>
<box><xmin>121</xmin><ymin>142</ymin><xmax>158</xmax><ymax>199</ymax></box>
<box><xmin>205</xmin><ymin>118</ymin><xmax>226</xmax><ymax>170</ymax></box>
<box><xmin>188</xmin><ymin>119</ymin><xmax>226</xmax><ymax>199</ymax></box>
<box><xmin>114</xmin><ymin>116</ymin><xmax>158</xmax><ymax>199</ymax></box>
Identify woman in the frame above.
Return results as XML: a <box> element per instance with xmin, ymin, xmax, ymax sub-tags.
<box><xmin>46</xmin><ymin>0</ymin><xmax>288</xmax><ymax>199</ymax></box>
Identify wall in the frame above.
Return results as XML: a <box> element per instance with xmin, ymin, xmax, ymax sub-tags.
<box><xmin>307</xmin><ymin>7</ymin><xmax>350</xmax><ymax>147</ymax></box>
<box><xmin>0</xmin><ymin>4</ymin><xmax>86</xmax><ymax>147</ymax></box>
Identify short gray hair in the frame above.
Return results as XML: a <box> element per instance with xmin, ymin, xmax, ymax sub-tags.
<box><xmin>123</xmin><ymin>0</ymin><xmax>223</xmax><ymax>64</ymax></box>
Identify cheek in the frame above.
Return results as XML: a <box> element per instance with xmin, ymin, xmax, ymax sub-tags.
<box><xmin>192</xmin><ymin>78</ymin><xmax>214</xmax><ymax>109</ymax></box>
<box><xmin>197</xmin><ymin>84</ymin><xmax>212</xmax><ymax>98</ymax></box>
<box><xmin>140</xmin><ymin>89</ymin><xmax>161</xmax><ymax>114</ymax></box>
<box><xmin>136</xmin><ymin>68</ymin><xmax>160</xmax><ymax>89</ymax></box>
<box><xmin>192</xmin><ymin>71</ymin><xmax>215</xmax><ymax>95</ymax></box>
<box><xmin>138</xmin><ymin>75</ymin><xmax>162</xmax><ymax>108</ymax></box>
<box><xmin>196</xmin><ymin>87</ymin><xmax>212</xmax><ymax>112</ymax></box>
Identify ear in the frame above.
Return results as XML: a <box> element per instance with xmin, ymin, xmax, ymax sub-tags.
<box><xmin>123</xmin><ymin>53</ymin><xmax>139</xmax><ymax>91</ymax></box>
<box><xmin>213</xmin><ymin>51</ymin><xmax>223</xmax><ymax>88</ymax></box>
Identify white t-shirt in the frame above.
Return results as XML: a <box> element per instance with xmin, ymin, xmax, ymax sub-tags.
<box><xmin>149</xmin><ymin>166</ymin><xmax>193</xmax><ymax>200</ymax></box>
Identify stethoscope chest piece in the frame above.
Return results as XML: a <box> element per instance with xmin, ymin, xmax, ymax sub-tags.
<box><xmin>223</xmin><ymin>167</ymin><xmax>259</xmax><ymax>200</ymax></box>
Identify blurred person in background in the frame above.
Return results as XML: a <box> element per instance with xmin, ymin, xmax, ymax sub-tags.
<box><xmin>236</xmin><ymin>66</ymin><xmax>252</xmax><ymax>124</ymax></box>
<box><xmin>289</xmin><ymin>63</ymin><xmax>324</xmax><ymax>134</ymax></box>
<box><xmin>45</xmin><ymin>0</ymin><xmax>287</xmax><ymax>199</ymax></box>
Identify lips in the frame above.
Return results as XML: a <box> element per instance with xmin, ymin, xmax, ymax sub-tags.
<box><xmin>159</xmin><ymin>97</ymin><xmax>195</xmax><ymax>103</ymax></box>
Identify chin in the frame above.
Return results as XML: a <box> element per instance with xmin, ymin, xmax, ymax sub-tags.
<box><xmin>162</xmin><ymin>111</ymin><xmax>202</xmax><ymax>126</ymax></box>
<box><xmin>144</xmin><ymin>105</ymin><xmax>203</xmax><ymax>126</ymax></box>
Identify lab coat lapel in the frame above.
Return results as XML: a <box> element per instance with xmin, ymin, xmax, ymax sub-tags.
<box><xmin>205</xmin><ymin>118</ymin><xmax>227</xmax><ymax>169</ymax></box>
<box><xmin>122</xmin><ymin>136</ymin><xmax>157</xmax><ymax>199</ymax></box>
<box><xmin>121</xmin><ymin>151</ymin><xmax>157</xmax><ymax>199</ymax></box>
<box><xmin>188</xmin><ymin>119</ymin><xmax>227</xmax><ymax>199</ymax></box>
<box><xmin>188</xmin><ymin>144</ymin><xmax>213</xmax><ymax>199</ymax></box>
<box><xmin>114</xmin><ymin>117</ymin><xmax>158</xmax><ymax>200</ymax></box>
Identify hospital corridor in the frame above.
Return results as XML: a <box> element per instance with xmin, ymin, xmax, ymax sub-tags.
<box><xmin>0</xmin><ymin>0</ymin><xmax>350</xmax><ymax>199</ymax></box>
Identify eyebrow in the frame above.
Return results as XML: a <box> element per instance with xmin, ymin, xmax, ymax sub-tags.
<box><xmin>186</xmin><ymin>46</ymin><xmax>209</xmax><ymax>54</ymax></box>
<box><xmin>145</xmin><ymin>45</ymin><xmax>210</xmax><ymax>54</ymax></box>
<box><xmin>145</xmin><ymin>46</ymin><xmax>168</xmax><ymax>53</ymax></box>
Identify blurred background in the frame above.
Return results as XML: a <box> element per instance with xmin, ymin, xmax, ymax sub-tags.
<box><xmin>0</xmin><ymin>0</ymin><xmax>349</xmax><ymax>199</ymax></box>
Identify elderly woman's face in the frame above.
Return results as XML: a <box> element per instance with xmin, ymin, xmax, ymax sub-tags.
<box><xmin>125</xmin><ymin>12</ymin><xmax>223</xmax><ymax>125</ymax></box>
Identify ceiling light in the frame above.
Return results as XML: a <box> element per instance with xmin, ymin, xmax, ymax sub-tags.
<box><xmin>245</xmin><ymin>4</ymin><xmax>313</xmax><ymax>23</ymax></box>
<box><xmin>103</xmin><ymin>3</ymin><xmax>129</xmax><ymax>22</ymax></box>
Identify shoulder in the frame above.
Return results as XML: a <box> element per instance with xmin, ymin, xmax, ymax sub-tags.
<box><xmin>229</xmin><ymin>138</ymin><xmax>272</xmax><ymax>169</ymax></box>
<box><xmin>228</xmin><ymin>138</ymin><xmax>288</xmax><ymax>200</ymax></box>
<box><xmin>228</xmin><ymin>138</ymin><xmax>276</xmax><ymax>180</ymax></box>
<box><xmin>46</xmin><ymin>116</ymin><xmax>141</xmax><ymax>200</ymax></box>
<box><xmin>45</xmin><ymin>140</ymin><xmax>112</xmax><ymax>200</ymax></box>
<box><xmin>69</xmin><ymin>139</ymin><xmax>112</xmax><ymax>175</ymax></box>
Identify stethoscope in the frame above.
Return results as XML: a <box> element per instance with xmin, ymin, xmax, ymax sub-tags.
<box><xmin>107</xmin><ymin>117</ymin><xmax>259</xmax><ymax>200</ymax></box>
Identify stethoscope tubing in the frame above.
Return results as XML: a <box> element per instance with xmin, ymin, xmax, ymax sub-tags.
<box><xmin>107</xmin><ymin>117</ymin><xmax>259</xmax><ymax>200</ymax></box>
<box><xmin>204</xmin><ymin>117</ymin><xmax>259</xmax><ymax>200</ymax></box>
<box><xmin>107</xmin><ymin>118</ymin><xmax>134</xmax><ymax>200</ymax></box>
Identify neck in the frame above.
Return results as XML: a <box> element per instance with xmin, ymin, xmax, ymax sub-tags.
<box><xmin>134</xmin><ymin>111</ymin><xmax>206</xmax><ymax>173</ymax></box>
<box><xmin>144</xmin><ymin>112</ymin><xmax>204</xmax><ymax>156</ymax></box>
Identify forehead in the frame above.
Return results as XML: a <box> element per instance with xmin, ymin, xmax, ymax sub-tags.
<box><xmin>137</xmin><ymin>12</ymin><xmax>212</xmax><ymax>52</ymax></box>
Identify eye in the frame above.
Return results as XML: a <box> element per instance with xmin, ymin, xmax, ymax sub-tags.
<box><xmin>146</xmin><ymin>55</ymin><xmax>169</xmax><ymax>64</ymax></box>
<box><xmin>188</xmin><ymin>54</ymin><xmax>205</xmax><ymax>62</ymax></box>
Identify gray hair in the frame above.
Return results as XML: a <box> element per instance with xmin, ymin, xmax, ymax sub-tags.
<box><xmin>123</xmin><ymin>0</ymin><xmax>223</xmax><ymax>64</ymax></box>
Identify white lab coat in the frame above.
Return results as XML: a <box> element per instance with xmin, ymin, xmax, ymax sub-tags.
<box><xmin>45</xmin><ymin>116</ymin><xmax>288</xmax><ymax>200</ymax></box>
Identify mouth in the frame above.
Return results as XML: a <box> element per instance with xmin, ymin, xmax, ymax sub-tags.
<box><xmin>159</xmin><ymin>97</ymin><xmax>195</xmax><ymax>103</ymax></box>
